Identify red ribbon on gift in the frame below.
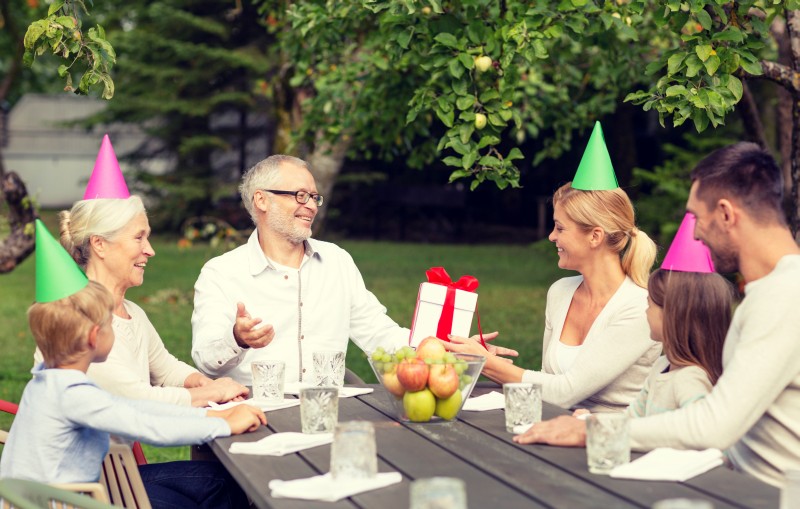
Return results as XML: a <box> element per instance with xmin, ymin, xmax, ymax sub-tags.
<box><xmin>425</xmin><ymin>267</ymin><xmax>486</xmax><ymax>349</ymax></box>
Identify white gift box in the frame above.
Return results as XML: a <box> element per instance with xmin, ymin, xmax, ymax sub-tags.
<box><xmin>409</xmin><ymin>282</ymin><xmax>478</xmax><ymax>347</ymax></box>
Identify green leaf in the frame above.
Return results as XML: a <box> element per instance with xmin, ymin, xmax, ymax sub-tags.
<box><xmin>48</xmin><ymin>0</ymin><xmax>66</xmax><ymax>16</ymax></box>
<box><xmin>23</xmin><ymin>20</ymin><xmax>48</xmax><ymax>50</ymax></box>
<box><xmin>712</xmin><ymin>27</ymin><xmax>744</xmax><ymax>43</ymax></box>
<box><xmin>740</xmin><ymin>59</ymin><xmax>763</xmax><ymax>76</ymax></box>
<box><xmin>667</xmin><ymin>53</ymin><xmax>685</xmax><ymax>75</ymax></box>
<box><xmin>458</xmin><ymin>53</ymin><xmax>474</xmax><ymax>69</ymax></box>
<box><xmin>397</xmin><ymin>27</ymin><xmax>413</xmax><ymax>49</ymax></box>
<box><xmin>477</xmin><ymin>135</ymin><xmax>501</xmax><ymax>149</ymax></box>
<box><xmin>685</xmin><ymin>54</ymin><xmax>703</xmax><ymax>78</ymax></box>
<box><xmin>448</xmin><ymin>58</ymin><xmax>464</xmax><ymax>78</ymax></box>
<box><xmin>434</xmin><ymin>33</ymin><xmax>460</xmax><ymax>49</ymax></box>
<box><xmin>695</xmin><ymin>45</ymin><xmax>713</xmax><ymax>62</ymax></box>
<box><xmin>692</xmin><ymin>110</ymin><xmax>709</xmax><ymax>132</ymax></box>
<box><xmin>479</xmin><ymin>89</ymin><xmax>500</xmax><ymax>102</ymax></box>
<box><xmin>456</xmin><ymin>95</ymin><xmax>474</xmax><ymax>110</ymax></box>
<box><xmin>452</xmin><ymin>78</ymin><xmax>468</xmax><ymax>96</ymax></box>
<box><xmin>462</xmin><ymin>150</ymin><xmax>478</xmax><ymax>169</ymax></box>
<box><xmin>443</xmin><ymin>156</ymin><xmax>462</xmax><ymax>167</ymax></box>
<box><xmin>435</xmin><ymin>107</ymin><xmax>455</xmax><ymax>128</ymax></box>
<box><xmin>459</xmin><ymin>122</ymin><xmax>474</xmax><ymax>144</ymax></box>
<box><xmin>448</xmin><ymin>169</ymin><xmax>470</xmax><ymax>182</ymax></box>
<box><xmin>57</xmin><ymin>64</ymin><xmax>69</xmax><ymax>77</ymax></box>
<box><xmin>488</xmin><ymin>113</ymin><xmax>505</xmax><ymax>127</ymax></box>
<box><xmin>506</xmin><ymin>147</ymin><xmax>524</xmax><ymax>161</ymax></box>
<box><xmin>726</xmin><ymin>75</ymin><xmax>743</xmax><ymax>102</ymax></box>
<box><xmin>666</xmin><ymin>85</ymin><xmax>687</xmax><ymax>97</ymax></box>
<box><xmin>695</xmin><ymin>9</ymin><xmax>712</xmax><ymax>30</ymax></box>
<box><xmin>55</xmin><ymin>16</ymin><xmax>76</xmax><ymax>29</ymax></box>
<box><xmin>704</xmin><ymin>55</ymin><xmax>720</xmax><ymax>75</ymax></box>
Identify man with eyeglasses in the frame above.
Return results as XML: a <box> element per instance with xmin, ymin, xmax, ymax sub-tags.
<box><xmin>190</xmin><ymin>155</ymin><xmax>500</xmax><ymax>385</ymax></box>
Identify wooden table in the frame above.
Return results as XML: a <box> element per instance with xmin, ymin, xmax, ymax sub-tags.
<box><xmin>209</xmin><ymin>384</ymin><xmax>779</xmax><ymax>508</ymax></box>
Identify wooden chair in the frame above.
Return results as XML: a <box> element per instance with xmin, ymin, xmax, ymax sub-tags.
<box><xmin>0</xmin><ymin>478</ymin><xmax>114</xmax><ymax>509</ymax></box>
<box><xmin>100</xmin><ymin>444</ymin><xmax>152</xmax><ymax>509</ymax></box>
<box><xmin>1</xmin><ymin>399</ymin><xmax>150</xmax><ymax>508</ymax></box>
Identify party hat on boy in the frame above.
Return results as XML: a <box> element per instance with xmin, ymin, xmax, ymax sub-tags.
<box><xmin>35</xmin><ymin>219</ymin><xmax>88</xmax><ymax>302</ymax></box>
<box><xmin>572</xmin><ymin>121</ymin><xmax>619</xmax><ymax>190</ymax></box>
<box><xmin>83</xmin><ymin>134</ymin><xmax>130</xmax><ymax>199</ymax></box>
<box><xmin>661</xmin><ymin>212</ymin><xmax>715</xmax><ymax>273</ymax></box>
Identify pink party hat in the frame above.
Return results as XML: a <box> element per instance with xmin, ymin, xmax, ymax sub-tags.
<box><xmin>661</xmin><ymin>212</ymin><xmax>715</xmax><ymax>273</ymax></box>
<box><xmin>83</xmin><ymin>134</ymin><xmax>130</xmax><ymax>199</ymax></box>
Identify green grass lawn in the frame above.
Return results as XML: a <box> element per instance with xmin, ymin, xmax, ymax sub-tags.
<box><xmin>0</xmin><ymin>228</ymin><xmax>564</xmax><ymax>462</ymax></box>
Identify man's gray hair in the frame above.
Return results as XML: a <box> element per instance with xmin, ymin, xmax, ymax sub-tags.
<box><xmin>239</xmin><ymin>155</ymin><xmax>309</xmax><ymax>224</ymax></box>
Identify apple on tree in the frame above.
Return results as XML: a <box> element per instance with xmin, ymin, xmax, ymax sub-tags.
<box><xmin>474</xmin><ymin>55</ymin><xmax>492</xmax><ymax>73</ymax></box>
<box><xmin>474</xmin><ymin>113</ymin><xmax>487</xmax><ymax>130</ymax></box>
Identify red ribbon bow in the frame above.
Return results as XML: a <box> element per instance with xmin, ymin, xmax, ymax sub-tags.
<box><xmin>425</xmin><ymin>267</ymin><xmax>486</xmax><ymax>349</ymax></box>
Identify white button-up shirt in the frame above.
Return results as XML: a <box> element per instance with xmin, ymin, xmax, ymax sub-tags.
<box><xmin>191</xmin><ymin>231</ymin><xmax>409</xmax><ymax>384</ymax></box>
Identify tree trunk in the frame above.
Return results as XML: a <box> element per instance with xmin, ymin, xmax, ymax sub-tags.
<box><xmin>772</xmin><ymin>16</ymin><xmax>794</xmax><ymax>200</ymax></box>
<box><xmin>786</xmin><ymin>10</ymin><xmax>800</xmax><ymax>238</ymax></box>
<box><xmin>307</xmin><ymin>134</ymin><xmax>351</xmax><ymax>237</ymax></box>
<box><xmin>738</xmin><ymin>82</ymin><xmax>768</xmax><ymax>149</ymax></box>
<box><xmin>0</xmin><ymin>168</ymin><xmax>37</xmax><ymax>273</ymax></box>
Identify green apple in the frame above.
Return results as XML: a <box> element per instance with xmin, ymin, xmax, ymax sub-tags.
<box><xmin>403</xmin><ymin>388</ymin><xmax>436</xmax><ymax>422</ymax></box>
<box><xmin>474</xmin><ymin>55</ymin><xmax>492</xmax><ymax>73</ymax></box>
<box><xmin>474</xmin><ymin>113</ymin><xmax>487</xmax><ymax>130</ymax></box>
<box><xmin>435</xmin><ymin>389</ymin><xmax>462</xmax><ymax>420</ymax></box>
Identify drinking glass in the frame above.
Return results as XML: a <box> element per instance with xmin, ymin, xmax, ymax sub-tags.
<box><xmin>330</xmin><ymin>421</ymin><xmax>377</xmax><ymax>480</ymax></box>
<box><xmin>300</xmin><ymin>386</ymin><xmax>339</xmax><ymax>434</ymax></box>
<box><xmin>313</xmin><ymin>350</ymin><xmax>346</xmax><ymax>387</ymax></box>
<box><xmin>586</xmin><ymin>413</ymin><xmax>630</xmax><ymax>474</ymax></box>
<box><xmin>409</xmin><ymin>477</ymin><xmax>467</xmax><ymax>509</ymax></box>
<box><xmin>250</xmin><ymin>360</ymin><xmax>285</xmax><ymax>402</ymax></box>
<box><xmin>503</xmin><ymin>382</ymin><xmax>542</xmax><ymax>433</ymax></box>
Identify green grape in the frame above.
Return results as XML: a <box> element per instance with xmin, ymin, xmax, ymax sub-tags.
<box><xmin>443</xmin><ymin>352</ymin><xmax>458</xmax><ymax>364</ymax></box>
<box><xmin>371</xmin><ymin>350</ymin><xmax>384</xmax><ymax>361</ymax></box>
<box><xmin>395</xmin><ymin>350</ymin><xmax>406</xmax><ymax>360</ymax></box>
<box><xmin>454</xmin><ymin>362</ymin><xmax>467</xmax><ymax>375</ymax></box>
<box><xmin>374</xmin><ymin>361</ymin><xmax>384</xmax><ymax>373</ymax></box>
<box><xmin>460</xmin><ymin>374</ymin><xmax>473</xmax><ymax>385</ymax></box>
<box><xmin>380</xmin><ymin>353</ymin><xmax>392</xmax><ymax>363</ymax></box>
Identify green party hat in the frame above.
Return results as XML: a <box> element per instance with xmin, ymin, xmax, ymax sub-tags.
<box><xmin>572</xmin><ymin>121</ymin><xmax>619</xmax><ymax>190</ymax></box>
<box><xmin>35</xmin><ymin>219</ymin><xmax>88</xmax><ymax>303</ymax></box>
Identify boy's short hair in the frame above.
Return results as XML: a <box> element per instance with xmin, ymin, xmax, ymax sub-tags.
<box><xmin>28</xmin><ymin>281</ymin><xmax>114</xmax><ymax>368</ymax></box>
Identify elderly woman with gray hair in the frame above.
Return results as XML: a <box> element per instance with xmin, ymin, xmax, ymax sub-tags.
<box><xmin>41</xmin><ymin>196</ymin><xmax>249</xmax><ymax>407</ymax></box>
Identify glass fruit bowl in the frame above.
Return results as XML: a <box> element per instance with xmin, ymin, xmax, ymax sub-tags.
<box><xmin>368</xmin><ymin>339</ymin><xmax>487</xmax><ymax>423</ymax></box>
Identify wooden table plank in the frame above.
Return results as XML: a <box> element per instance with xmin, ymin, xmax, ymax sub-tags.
<box><xmin>360</xmin><ymin>390</ymin><xmax>639</xmax><ymax>508</ymax></box>
<box><xmin>460</xmin><ymin>385</ymin><xmax>779</xmax><ymax>509</ymax></box>
<box><xmin>209</xmin><ymin>384</ymin><xmax>780</xmax><ymax>509</ymax></box>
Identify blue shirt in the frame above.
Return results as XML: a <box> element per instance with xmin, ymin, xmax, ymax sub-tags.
<box><xmin>0</xmin><ymin>364</ymin><xmax>229</xmax><ymax>483</ymax></box>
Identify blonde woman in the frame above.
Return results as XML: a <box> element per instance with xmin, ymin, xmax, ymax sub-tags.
<box><xmin>43</xmin><ymin>196</ymin><xmax>248</xmax><ymax>407</ymax></box>
<box><xmin>448</xmin><ymin>183</ymin><xmax>661</xmax><ymax>413</ymax></box>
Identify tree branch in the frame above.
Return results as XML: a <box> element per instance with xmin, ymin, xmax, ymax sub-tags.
<box><xmin>738</xmin><ymin>81</ymin><xmax>768</xmax><ymax>148</ymax></box>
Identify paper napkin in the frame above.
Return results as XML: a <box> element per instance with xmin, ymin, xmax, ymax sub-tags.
<box><xmin>269</xmin><ymin>472</ymin><xmax>402</xmax><ymax>502</ymax></box>
<box><xmin>229</xmin><ymin>432</ymin><xmax>333</xmax><ymax>456</ymax></box>
<box><xmin>462</xmin><ymin>391</ymin><xmax>505</xmax><ymax>411</ymax></box>
<box><xmin>610</xmin><ymin>448</ymin><xmax>724</xmax><ymax>482</ymax></box>
<box><xmin>284</xmin><ymin>383</ymin><xmax>374</xmax><ymax>398</ymax></box>
<box><xmin>207</xmin><ymin>398</ymin><xmax>300</xmax><ymax>412</ymax></box>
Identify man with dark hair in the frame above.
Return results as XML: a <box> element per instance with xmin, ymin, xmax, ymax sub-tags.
<box><xmin>515</xmin><ymin>142</ymin><xmax>800</xmax><ymax>487</ymax></box>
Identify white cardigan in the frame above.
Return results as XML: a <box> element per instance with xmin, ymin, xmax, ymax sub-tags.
<box><xmin>522</xmin><ymin>276</ymin><xmax>661</xmax><ymax>412</ymax></box>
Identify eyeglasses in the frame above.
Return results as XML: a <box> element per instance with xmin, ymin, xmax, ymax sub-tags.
<box><xmin>261</xmin><ymin>189</ymin><xmax>324</xmax><ymax>207</ymax></box>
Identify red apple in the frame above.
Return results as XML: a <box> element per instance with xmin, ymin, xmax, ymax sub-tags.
<box><xmin>415</xmin><ymin>336</ymin><xmax>447</xmax><ymax>362</ymax></box>
<box><xmin>382</xmin><ymin>367</ymin><xmax>406</xmax><ymax>398</ymax></box>
<box><xmin>397</xmin><ymin>359</ymin><xmax>429</xmax><ymax>392</ymax></box>
<box><xmin>427</xmin><ymin>364</ymin><xmax>459</xmax><ymax>399</ymax></box>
